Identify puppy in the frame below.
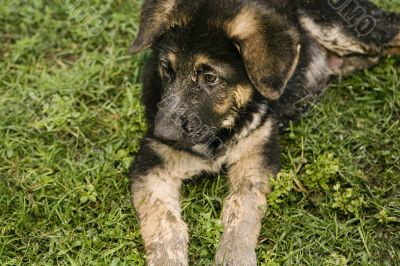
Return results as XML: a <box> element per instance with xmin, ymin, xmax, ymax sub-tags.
<box><xmin>128</xmin><ymin>0</ymin><xmax>400</xmax><ymax>265</ymax></box>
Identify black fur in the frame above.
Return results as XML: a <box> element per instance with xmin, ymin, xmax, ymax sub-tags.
<box><xmin>127</xmin><ymin>0</ymin><xmax>400</xmax><ymax>264</ymax></box>
<box><xmin>298</xmin><ymin>0</ymin><xmax>400</xmax><ymax>45</ymax></box>
<box><xmin>129</xmin><ymin>138</ymin><xmax>164</xmax><ymax>178</ymax></box>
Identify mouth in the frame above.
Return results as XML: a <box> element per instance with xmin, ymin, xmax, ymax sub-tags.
<box><xmin>153</xmin><ymin>121</ymin><xmax>221</xmax><ymax>152</ymax></box>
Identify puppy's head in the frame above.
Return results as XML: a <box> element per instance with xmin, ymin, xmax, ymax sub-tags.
<box><xmin>131</xmin><ymin>0</ymin><xmax>300</xmax><ymax>150</ymax></box>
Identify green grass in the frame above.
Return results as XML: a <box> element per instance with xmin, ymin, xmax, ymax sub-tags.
<box><xmin>0</xmin><ymin>0</ymin><xmax>399</xmax><ymax>265</ymax></box>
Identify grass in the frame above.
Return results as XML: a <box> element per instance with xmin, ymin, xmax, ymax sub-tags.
<box><xmin>0</xmin><ymin>0</ymin><xmax>399</xmax><ymax>265</ymax></box>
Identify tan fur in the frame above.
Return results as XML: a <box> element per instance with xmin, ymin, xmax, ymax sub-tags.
<box><xmin>133</xmin><ymin>119</ymin><xmax>275</xmax><ymax>266</ymax></box>
<box><xmin>149</xmin><ymin>141</ymin><xmax>213</xmax><ymax>174</ymax></box>
<box><xmin>387</xmin><ymin>32</ymin><xmax>400</xmax><ymax>55</ymax></box>
<box><xmin>222</xmin><ymin>115</ymin><xmax>236</xmax><ymax>128</ymax></box>
<box><xmin>224</xmin><ymin>119</ymin><xmax>273</xmax><ymax>166</ymax></box>
<box><xmin>391</xmin><ymin>32</ymin><xmax>400</xmax><ymax>46</ymax></box>
<box><xmin>168</xmin><ymin>52</ymin><xmax>177</xmax><ymax>70</ymax></box>
<box><xmin>150</xmin><ymin>0</ymin><xmax>192</xmax><ymax>30</ymax></box>
<box><xmin>152</xmin><ymin>0</ymin><xmax>177</xmax><ymax>26</ymax></box>
<box><xmin>131</xmin><ymin>141</ymin><xmax>213</xmax><ymax>266</ymax></box>
<box><xmin>194</xmin><ymin>54</ymin><xmax>211</xmax><ymax>68</ymax></box>
<box><xmin>226</xmin><ymin>7</ymin><xmax>259</xmax><ymax>40</ymax></box>
<box><xmin>300</xmin><ymin>16</ymin><xmax>379</xmax><ymax>56</ymax></box>
<box><xmin>131</xmin><ymin>1</ymin><xmax>400</xmax><ymax>265</ymax></box>
<box><xmin>130</xmin><ymin>0</ymin><xmax>192</xmax><ymax>54</ymax></box>
<box><xmin>194</xmin><ymin>54</ymin><xmax>235</xmax><ymax>77</ymax></box>
<box><xmin>214</xmin><ymin>97</ymin><xmax>233</xmax><ymax>114</ymax></box>
<box><xmin>194</xmin><ymin>55</ymin><xmax>247</xmax><ymax>115</ymax></box>
<box><xmin>215</xmin><ymin>120</ymin><xmax>274</xmax><ymax>265</ymax></box>
<box><xmin>224</xmin><ymin>6</ymin><xmax>300</xmax><ymax>100</ymax></box>
<box><xmin>234</xmin><ymin>85</ymin><xmax>253</xmax><ymax>108</ymax></box>
<box><xmin>160</xmin><ymin>0</ymin><xmax>176</xmax><ymax>14</ymax></box>
<box><xmin>340</xmin><ymin>55</ymin><xmax>380</xmax><ymax>75</ymax></box>
<box><xmin>387</xmin><ymin>47</ymin><xmax>400</xmax><ymax>55</ymax></box>
<box><xmin>133</xmin><ymin>174</ymin><xmax>187</xmax><ymax>265</ymax></box>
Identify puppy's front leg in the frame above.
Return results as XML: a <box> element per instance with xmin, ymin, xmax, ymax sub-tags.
<box><xmin>130</xmin><ymin>139</ymin><xmax>209</xmax><ymax>266</ymax></box>
<box><xmin>215</xmin><ymin>126</ymin><xmax>279</xmax><ymax>266</ymax></box>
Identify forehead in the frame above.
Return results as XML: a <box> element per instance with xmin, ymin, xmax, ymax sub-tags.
<box><xmin>155</xmin><ymin>24</ymin><xmax>240</xmax><ymax>65</ymax></box>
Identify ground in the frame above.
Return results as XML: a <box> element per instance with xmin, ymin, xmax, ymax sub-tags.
<box><xmin>0</xmin><ymin>0</ymin><xmax>399</xmax><ymax>265</ymax></box>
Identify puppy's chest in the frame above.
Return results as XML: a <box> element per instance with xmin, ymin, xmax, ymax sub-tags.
<box><xmin>193</xmin><ymin>116</ymin><xmax>274</xmax><ymax>173</ymax></box>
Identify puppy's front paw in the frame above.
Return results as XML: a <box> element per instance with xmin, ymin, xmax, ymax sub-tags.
<box><xmin>147</xmin><ymin>252</ymin><xmax>188</xmax><ymax>266</ymax></box>
<box><xmin>215</xmin><ymin>238</ymin><xmax>256</xmax><ymax>266</ymax></box>
<box><xmin>146</xmin><ymin>241</ymin><xmax>188</xmax><ymax>266</ymax></box>
<box><xmin>147</xmin><ymin>257</ymin><xmax>187</xmax><ymax>266</ymax></box>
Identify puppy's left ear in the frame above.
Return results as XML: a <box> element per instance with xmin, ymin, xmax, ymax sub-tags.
<box><xmin>226</xmin><ymin>6</ymin><xmax>300</xmax><ymax>100</ymax></box>
<box><xmin>129</xmin><ymin>0</ymin><xmax>174</xmax><ymax>54</ymax></box>
<box><xmin>129</xmin><ymin>0</ymin><xmax>192</xmax><ymax>54</ymax></box>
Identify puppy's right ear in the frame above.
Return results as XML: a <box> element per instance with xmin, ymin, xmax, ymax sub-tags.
<box><xmin>129</xmin><ymin>0</ymin><xmax>191</xmax><ymax>54</ymax></box>
<box><xmin>224</xmin><ymin>5</ymin><xmax>300</xmax><ymax>100</ymax></box>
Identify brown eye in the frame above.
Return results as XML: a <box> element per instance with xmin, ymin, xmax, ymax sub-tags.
<box><xmin>204</xmin><ymin>73</ymin><xmax>218</xmax><ymax>84</ymax></box>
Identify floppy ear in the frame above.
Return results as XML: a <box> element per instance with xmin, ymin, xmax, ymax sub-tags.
<box><xmin>226</xmin><ymin>7</ymin><xmax>300</xmax><ymax>100</ymax></box>
<box><xmin>129</xmin><ymin>0</ymin><xmax>193</xmax><ymax>54</ymax></box>
<box><xmin>129</xmin><ymin>0</ymin><xmax>175</xmax><ymax>54</ymax></box>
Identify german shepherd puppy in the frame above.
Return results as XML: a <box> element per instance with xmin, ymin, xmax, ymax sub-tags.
<box><xmin>129</xmin><ymin>0</ymin><xmax>400</xmax><ymax>265</ymax></box>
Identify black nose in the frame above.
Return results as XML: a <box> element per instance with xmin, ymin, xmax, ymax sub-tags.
<box><xmin>154</xmin><ymin>123</ymin><xmax>182</xmax><ymax>142</ymax></box>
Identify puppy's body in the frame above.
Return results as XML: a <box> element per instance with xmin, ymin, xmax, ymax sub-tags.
<box><xmin>129</xmin><ymin>0</ymin><xmax>400</xmax><ymax>265</ymax></box>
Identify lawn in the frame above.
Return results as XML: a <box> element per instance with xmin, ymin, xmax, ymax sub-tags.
<box><xmin>0</xmin><ymin>0</ymin><xmax>399</xmax><ymax>265</ymax></box>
